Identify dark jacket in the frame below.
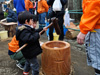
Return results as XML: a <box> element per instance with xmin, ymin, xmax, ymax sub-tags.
<box><xmin>16</xmin><ymin>25</ymin><xmax>43</xmax><ymax>59</ymax></box>
<box><xmin>7</xmin><ymin>9</ymin><xmax>17</xmax><ymax>21</ymax></box>
<box><xmin>0</xmin><ymin>12</ymin><xmax>4</xmax><ymax>20</ymax></box>
<box><xmin>47</xmin><ymin>0</ymin><xmax>67</xmax><ymax>18</ymax></box>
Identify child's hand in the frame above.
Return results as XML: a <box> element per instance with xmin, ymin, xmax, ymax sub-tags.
<box><xmin>39</xmin><ymin>27</ymin><xmax>48</xmax><ymax>35</ymax></box>
<box><xmin>43</xmin><ymin>27</ymin><xmax>48</xmax><ymax>32</ymax></box>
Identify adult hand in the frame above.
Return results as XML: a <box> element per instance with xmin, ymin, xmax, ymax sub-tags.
<box><xmin>77</xmin><ymin>32</ymin><xmax>86</xmax><ymax>45</ymax></box>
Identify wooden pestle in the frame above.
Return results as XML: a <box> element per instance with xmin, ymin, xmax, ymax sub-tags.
<box><xmin>52</xmin><ymin>18</ymin><xmax>61</xmax><ymax>35</ymax></box>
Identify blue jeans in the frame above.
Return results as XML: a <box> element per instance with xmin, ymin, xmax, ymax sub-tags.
<box><xmin>24</xmin><ymin>57</ymin><xmax>39</xmax><ymax>75</ymax></box>
<box><xmin>39</xmin><ymin>13</ymin><xmax>46</xmax><ymax>24</ymax></box>
<box><xmin>29</xmin><ymin>8</ymin><xmax>33</xmax><ymax>14</ymax></box>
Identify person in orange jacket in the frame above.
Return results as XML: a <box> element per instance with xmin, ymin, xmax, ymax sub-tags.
<box><xmin>77</xmin><ymin>0</ymin><xmax>100</xmax><ymax>74</ymax></box>
<box><xmin>37</xmin><ymin>0</ymin><xmax>49</xmax><ymax>14</ymax></box>
<box><xmin>25</xmin><ymin>0</ymin><xmax>34</xmax><ymax>14</ymax></box>
<box><xmin>37</xmin><ymin>0</ymin><xmax>49</xmax><ymax>28</ymax></box>
<box><xmin>8</xmin><ymin>35</ymin><xmax>26</xmax><ymax>70</ymax></box>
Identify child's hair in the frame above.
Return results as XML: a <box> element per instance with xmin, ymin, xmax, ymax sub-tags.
<box><xmin>33</xmin><ymin>15</ymin><xmax>38</xmax><ymax>22</ymax></box>
<box><xmin>18</xmin><ymin>11</ymin><xmax>33</xmax><ymax>24</ymax></box>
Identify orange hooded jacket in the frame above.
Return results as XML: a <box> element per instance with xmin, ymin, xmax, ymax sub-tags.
<box><xmin>8</xmin><ymin>35</ymin><xmax>19</xmax><ymax>53</ymax></box>
<box><xmin>79</xmin><ymin>0</ymin><xmax>100</xmax><ymax>34</ymax></box>
<box><xmin>25</xmin><ymin>0</ymin><xmax>33</xmax><ymax>11</ymax></box>
<box><xmin>37</xmin><ymin>0</ymin><xmax>49</xmax><ymax>14</ymax></box>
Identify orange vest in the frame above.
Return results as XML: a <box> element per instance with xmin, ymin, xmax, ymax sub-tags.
<box><xmin>37</xmin><ymin>0</ymin><xmax>49</xmax><ymax>14</ymax></box>
<box><xmin>79</xmin><ymin>0</ymin><xmax>100</xmax><ymax>34</ymax></box>
<box><xmin>25</xmin><ymin>0</ymin><xmax>33</xmax><ymax>11</ymax></box>
<box><xmin>8</xmin><ymin>35</ymin><xmax>19</xmax><ymax>53</ymax></box>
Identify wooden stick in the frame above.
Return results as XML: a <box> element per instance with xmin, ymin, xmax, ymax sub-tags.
<box><xmin>39</xmin><ymin>22</ymin><xmax>53</xmax><ymax>35</ymax></box>
<box><xmin>16</xmin><ymin>44</ymin><xmax>27</xmax><ymax>52</ymax></box>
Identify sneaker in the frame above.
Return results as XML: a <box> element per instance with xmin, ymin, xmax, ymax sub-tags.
<box><xmin>23</xmin><ymin>72</ymin><xmax>29</xmax><ymax>75</ymax></box>
<box><xmin>16</xmin><ymin>63</ymin><xmax>24</xmax><ymax>70</ymax></box>
<box><xmin>16</xmin><ymin>60</ymin><xmax>19</xmax><ymax>63</ymax></box>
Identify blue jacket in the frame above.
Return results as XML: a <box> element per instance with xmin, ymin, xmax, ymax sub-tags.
<box><xmin>7</xmin><ymin>9</ymin><xmax>17</xmax><ymax>21</ymax></box>
<box><xmin>13</xmin><ymin>0</ymin><xmax>25</xmax><ymax>15</ymax></box>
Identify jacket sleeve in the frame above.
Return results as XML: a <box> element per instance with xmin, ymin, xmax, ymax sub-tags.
<box><xmin>42</xmin><ymin>0</ymin><xmax>49</xmax><ymax>12</ymax></box>
<box><xmin>33</xmin><ymin>2</ymin><xmax>36</xmax><ymax>8</ymax></box>
<box><xmin>25</xmin><ymin>0</ymin><xmax>29</xmax><ymax>11</ymax></box>
<box><xmin>29</xmin><ymin>1</ymin><xmax>33</xmax><ymax>8</ymax></box>
<box><xmin>18</xmin><ymin>29</ymin><xmax>40</xmax><ymax>43</ymax></box>
<box><xmin>35</xmin><ymin>28</ymin><xmax>45</xmax><ymax>34</ymax></box>
<box><xmin>35</xmin><ymin>28</ymin><xmax>43</xmax><ymax>32</ymax></box>
<box><xmin>22</xmin><ymin>0</ymin><xmax>25</xmax><ymax>9</ymax></box>
<box><xmin>60</xmin><ymin>0</ymin><xmax>67</xmax><ymax>5</ymax></box>
<box><xmin>80</xmin><ymin>1</ymin><xmax>100</xmax><ymax>34</ymax></box>
<box><xmin>8</xmin><ymin>10</ymin><xmax>13</xmax><ymax>17</ymax></box>
<box><xmin>13</xmin><ymin>0</ymin><xmax>16</xmax><ymax>8</ymax></box>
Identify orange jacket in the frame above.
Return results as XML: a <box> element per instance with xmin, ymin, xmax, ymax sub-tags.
<box><xmin>25</xmin><ymin>0</ymin><xmax>33</xmax><ymax>11</ymax></box>
<box><xmin>79</xmin><ymin>0</ymin><xmax>100</xmax><ymax>34</ymax></box>
<box><xmin>37</xmin><ymin>0</ymin><xmax>49</xmax><ymax>13</ymax></box>
<box><xmin>8</xmin><ymin>36</ymin><xmax>19</xmax><ymax>53</ymax></box>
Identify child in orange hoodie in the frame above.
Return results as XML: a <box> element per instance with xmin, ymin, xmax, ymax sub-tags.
<box><xmin>8</xmin><ymin>35</ymin><xmax>26</xmax><ymax>70</ymax></box>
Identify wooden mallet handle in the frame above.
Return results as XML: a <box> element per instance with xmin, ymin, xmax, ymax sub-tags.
<box><xmin>39</xmin><ymin>22</ymin><xmax>53</xmax><ymax>35</ymax></box>
<box><xmin>16</xmin><ymin>44</ymin><xmax>27</xmax><ymax>52</ymax></box>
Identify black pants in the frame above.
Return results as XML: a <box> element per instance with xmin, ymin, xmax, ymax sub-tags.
<box><xmin>49</xmin><ymin>11</ymin><xmax>65</xmax><ymax>41</ymax></box>
<box><xmin>0</xmin><ymin>11</ymin><xmax>4</xmax><ymax>20</ymax></box>
<box><xmin>94</xmin><ymin>68</ymin><xmax>100</xmax><ymax>75</ymax></box>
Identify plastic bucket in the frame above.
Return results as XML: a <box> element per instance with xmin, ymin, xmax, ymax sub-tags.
<box><xmin>53</xmin><ymin>33</ymin><xmax>59</xmax><ymax>41</ymax></box>
<box><xmin>0</xmin><ymin>31</ymin><xmax>8</xmax><ymax>40</ymax></box>
<box><xmin>63</xmin><ymin>26</ymin><xmax>68</xmax><ymax>36</ymax></box>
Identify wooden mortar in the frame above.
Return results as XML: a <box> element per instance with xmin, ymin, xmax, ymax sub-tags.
<box><xmin>41</xmin><ymin>41</ymin><xmax>71</xmax><ymax>75</ymax></box>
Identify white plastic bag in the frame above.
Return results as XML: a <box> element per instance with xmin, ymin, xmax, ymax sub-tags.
<box><xmin>52</xmin><ymin>0</ymin><xmax>62</xmax><ymax>11</ymax></box>
<box><xmin>64</xmin><ymin>9</ymin><xmax>70</xmax><ymax>26</ymax></box>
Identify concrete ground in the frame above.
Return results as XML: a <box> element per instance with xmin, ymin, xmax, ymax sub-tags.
<box><xmin>0</xmin><ymin>32</ymin><xmax>95</xmax><ymax>75</ymax></box>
